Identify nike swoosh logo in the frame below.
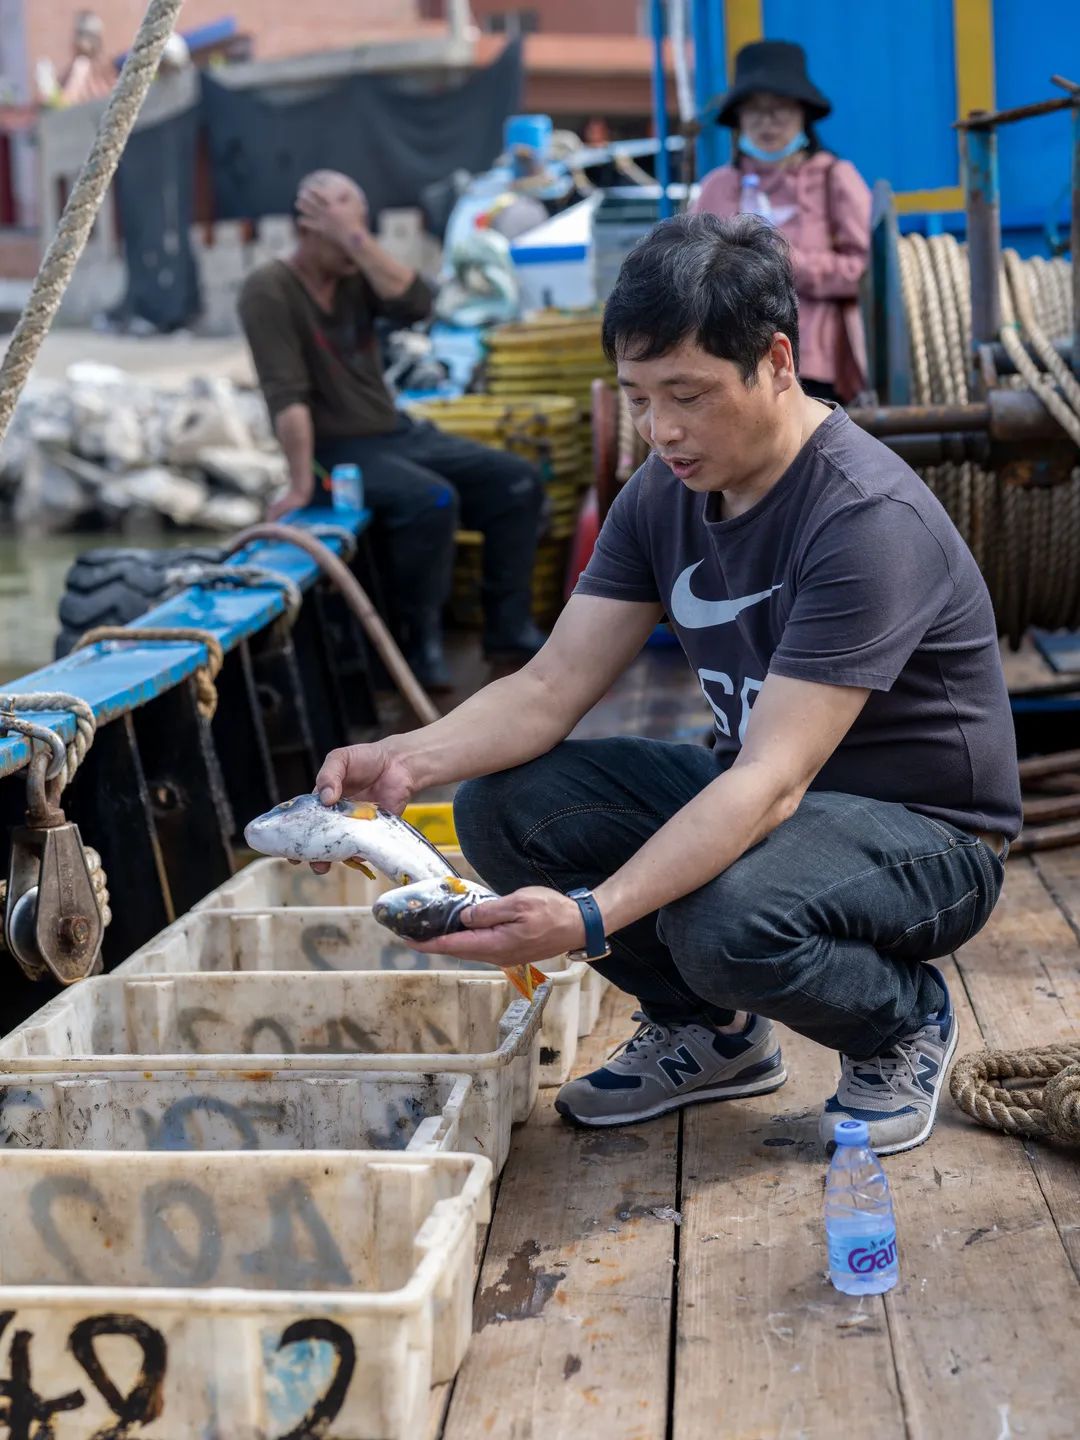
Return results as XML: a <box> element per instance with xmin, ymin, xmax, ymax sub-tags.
<box><xmin>669</xmin><ymin>562</ymin><xmax>782</xmax><ymax>629</ymax></box>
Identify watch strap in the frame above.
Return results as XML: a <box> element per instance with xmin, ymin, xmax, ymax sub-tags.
<box><xmin>566</xmin><ymin>887</ymin><xmax>610</xmax><ymax>961</ymax></box>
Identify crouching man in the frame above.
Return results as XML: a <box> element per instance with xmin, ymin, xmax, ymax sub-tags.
<box><xmin>315</xmin><ymin>213</ymin><xmax>1020</xmax><ymax>1153</ymax></box>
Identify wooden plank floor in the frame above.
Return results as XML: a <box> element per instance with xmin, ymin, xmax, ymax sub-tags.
<box><xmin>426</xmin><ymin>648</ymin><xmax>1080</xmax><ymax>1440</ymax></box>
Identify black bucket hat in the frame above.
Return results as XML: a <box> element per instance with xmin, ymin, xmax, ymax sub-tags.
<box><xmin>710</xmin><ymin>40</ymin><xmax>831</xmax><ymax>129</ymax></box>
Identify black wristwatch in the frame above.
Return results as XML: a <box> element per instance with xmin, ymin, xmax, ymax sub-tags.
<box><xmin>566</xmin><ymin>887</ymin><xmax>611</xmax><ymax>962</ymax></box>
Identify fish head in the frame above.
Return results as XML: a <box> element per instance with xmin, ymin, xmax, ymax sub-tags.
<box><xmin>373</xmin><ymin>875</ymin><xmax>489</xmax><ymax>942</ymax></box>
<box><xmin>243</xmin><ymin>793</ymin><xmax>372</xmax><ymax>863</ymax></box>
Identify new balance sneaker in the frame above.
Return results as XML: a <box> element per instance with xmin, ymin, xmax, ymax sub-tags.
<box><xmin>554</xmin><ymin>1011</ymin><xmax>786</xmax><ymax>1127</ymax></box>
<box><xmin>819</xmin><ymin>965</ymin><xmax>959</xmax><ymax>1155</ymax></box>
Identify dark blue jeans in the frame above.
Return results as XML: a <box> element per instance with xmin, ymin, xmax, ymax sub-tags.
<box><xmin>316</xmin><ymin>419</ymin><xmax>543</xmax><ymax>637</ymax></box>
<box><xmin>454</xmin><ymin>738</ymin><xmax>1007</xmax><ymax>1060</ymax></box>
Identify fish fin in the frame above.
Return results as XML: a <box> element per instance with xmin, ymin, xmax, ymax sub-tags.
<box><xmin>527</xmin><ymin>964</ymin><xmax>546</xmax><ymax>988</ymax></box>
<box><xmin>343</xmin><ymin>857</ymin><xmax>378</xmax><ymax>880</ymax></box>
<box><xmin>505</xmin><ymin>967</ymin><xmax>532</xmax><ymax>1000</ymax></box>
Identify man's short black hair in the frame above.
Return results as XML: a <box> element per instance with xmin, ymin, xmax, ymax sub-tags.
<box><xmin>601</xmin><ymin>212</ymin><xmax>800</xmax><ymax>382</ymax></box>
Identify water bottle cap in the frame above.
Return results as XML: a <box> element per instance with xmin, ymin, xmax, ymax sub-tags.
<box><xmin>331</xmin><ymin>464</ymin><xmax>360</xmax><ymax>479</ymax></box>
<box><xmin>832</xmin><ymin>1118</ymin><xmax>870</xmax><ymax>1147</ymax></box>
<box><xmin>744</xmin><ymin>174</ymin><xmax>760</xmax><ymax>186</ymax></box>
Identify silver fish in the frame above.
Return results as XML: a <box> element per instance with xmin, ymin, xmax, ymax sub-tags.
<box><xmin>373</xmin><ymin>875</ymin><xmax>498</xmax><ymax>943</ymax></box>
<box><xmin>243</xmin><ymin>793</ymin><xmax>450</xmax><ymax>885</ymax></box>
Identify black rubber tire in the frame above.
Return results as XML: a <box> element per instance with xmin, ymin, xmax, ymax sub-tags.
<box><xmin>54</xmin><ymin>546</ymin><xmax>224</xmax><ymax>658</ymax></box>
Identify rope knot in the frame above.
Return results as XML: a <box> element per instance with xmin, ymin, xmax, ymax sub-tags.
<box><xmin>0</xmin><ymin>692</ymin><xmax>97</xmax><ymax>787</ymax></box>
<box><xmin>73</xmin><ymin>627</ymin><xmax>225</xmax><ymax>723</ymax></box>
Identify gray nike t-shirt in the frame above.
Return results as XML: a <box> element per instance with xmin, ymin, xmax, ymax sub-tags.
<box><xmin>577</xmin><ymin>405</ymin><xmax>1022</xmax><ymax>838</ymax></box>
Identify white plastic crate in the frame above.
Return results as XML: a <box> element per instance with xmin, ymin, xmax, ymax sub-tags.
<box><xmin>189</xmin><ymin>856</ymin><xmax>609</xmax><ymax>1084</ymax></box>
<box><xmin>0</xmin><ymin>972</ymin><xmax>546</xmax><ymax>1173</ymax></box>
<box><xmin>0</xmin><ymin>1066</ymin><xmax>472</xmax><ymax>1153</ymax></box>
<box><xmin>0</xmin><ymin>1148</ymin><xmax>489</xmax><ymax>1439</ymax></box>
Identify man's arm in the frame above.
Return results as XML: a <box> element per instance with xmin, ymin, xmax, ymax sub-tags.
<box><xmin>425</xmin><ymin>673</ymin><xmax>870</xmax><ymax>964</ymax></box>
<box><xmin>315</xmin><ymin>593</ymin><xmax>661</xmax><ymax>812</ymax></box>
<box><xmin>237</xmin><ymin>275</ymin><xmax>316</xmax><ymax>518</ymax></box>
<box><xmin>270</xmin><ymin>402</ymin><xmax>317</xmax><ymax>518</ymax></box>
<box><xmin>591</xmin><ymin>673</ymin><xmax>869</xmax><ymax>930</ymax></box>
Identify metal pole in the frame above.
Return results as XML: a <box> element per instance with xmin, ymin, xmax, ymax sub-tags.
<box><xmin>650</xmin><ymin>0</ymin><xmax>674</xmax><ymax>219</ymax></box>
<box><xmin>963</xmin><ymin>117</ymin><xmax>1002</xmax><ymax>397</ymax></box>
<box><xmin>691</xmin><ymin>0</ymin><xmax>716</xmax><ymax>178</ymax></box>
<box><xmin>1072</xmin><ymin>102</ymin><xmax>1080</xmax><ymax>377</ymax></box>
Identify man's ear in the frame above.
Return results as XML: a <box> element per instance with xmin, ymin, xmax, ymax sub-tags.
<box><xmin>769</xmin><ymin>332</ymin><xmax>796</xmax><ymax>395</ymax></box>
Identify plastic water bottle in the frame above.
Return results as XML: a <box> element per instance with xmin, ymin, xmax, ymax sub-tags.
<box><xmin>330</xmin><ymin>463</ymin><xmax>363</xmax><ymax>512</ymax></box>
<box><xmin>823</xmin><ymin>1118</ymin><xmax>899</xmax><ymax>1295</ymax></box>
<box><xmin>739</xmin><ymin>173</ymin><xmax>773</xmax><ymax>223</ymax></box>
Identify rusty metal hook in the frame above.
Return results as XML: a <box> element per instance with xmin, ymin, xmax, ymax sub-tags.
<box><xmin>24</xmin><ymin>748</ymin><xmax>65</xmax><ymax>829</ymax></box>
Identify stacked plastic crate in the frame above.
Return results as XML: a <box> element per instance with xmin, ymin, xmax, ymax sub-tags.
<box><xmin>0</xmin><ymin>805</ymin><xmax>604</xmax><ymax>1438</ymax></box>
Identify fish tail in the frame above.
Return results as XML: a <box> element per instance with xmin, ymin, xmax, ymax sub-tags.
<box><xmin>505</xmin><ymin>966</ymin><xmax>532</xmax><ymax>1000</ymax></box>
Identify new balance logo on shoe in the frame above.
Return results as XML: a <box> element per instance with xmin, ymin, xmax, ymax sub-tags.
<box><xmin>658</xmin><ymin>1045</ymin><xmax>704</xmax><ymax>1088</ymax></box>
<box><xmin>915</xmin><ymin>1054</ymin><xmax>939</xmax><ymax>1093</ymax></box>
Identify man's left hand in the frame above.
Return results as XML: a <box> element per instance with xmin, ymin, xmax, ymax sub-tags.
<box><xmin>409</xmin><ymin>887</ymin><xmax>588</xmax><ymax>968</ymax></box>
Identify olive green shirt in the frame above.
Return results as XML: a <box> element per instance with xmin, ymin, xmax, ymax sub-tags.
<box><xmin>238</xmin><ymin>259</ymin><xmax>433</xmax><ymax>439</ymax></box>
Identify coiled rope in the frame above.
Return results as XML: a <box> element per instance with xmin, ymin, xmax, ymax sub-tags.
<box><xmin>950</xmin><ymin>1043</ymin><xmax>1080</xmax><ymax>1145</ymax></box>
<box><xmin>897</xmin><ymin>233</ymin><xmax>1080</xmax><ymax>645</ymax></box>
<box><xmin>0</xmin><ymin>0</ymin><xmax>185</xmax><ymax>448</ymax></box>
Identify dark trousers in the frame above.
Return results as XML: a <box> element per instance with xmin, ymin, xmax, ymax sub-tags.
<box><xmin>454</xmin><ymin>737</ymin><xmax>1007</xmax><ymax>1060</ymax></box>
<box><xmin>316</xmin><ymin>419</ymin><xmax>544</xmax><ymax>639</ymax></box>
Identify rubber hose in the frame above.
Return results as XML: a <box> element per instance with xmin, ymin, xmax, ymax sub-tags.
<box><xmin>224</xmin><ymin>524</ymin><xmax>440</xmax><ymax>727</ymax></box>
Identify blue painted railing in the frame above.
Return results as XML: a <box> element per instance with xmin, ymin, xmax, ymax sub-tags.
<box><xmin>0</xmin><ymin>507</ymin><xmax>369</xmax><ymax>780</ymax></box>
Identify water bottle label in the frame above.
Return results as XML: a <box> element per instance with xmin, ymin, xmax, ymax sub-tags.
<box><xmin>828</xmin><ymin>1228</ymin><xmax>898</xmax><ymax>1277</ymax></box>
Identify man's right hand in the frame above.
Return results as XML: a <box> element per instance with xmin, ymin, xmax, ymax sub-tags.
<box><xmin>267</xmin><ymin>483</ymin><xmax>314</xmax><ymax>522</ymax></box>
<box><xmin>315</xmin><ymin>740</ymin><xmax>415</xmax><ymax>815</ymax></box>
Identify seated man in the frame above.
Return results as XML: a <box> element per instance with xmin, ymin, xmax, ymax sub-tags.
<box><xmin>313</xmin><ymin>213</ymin><xmax>1021</xmax><ymax>1155</ymax></box>
<box><xmin>238</xmin><ymin>170</ymin><xmax>545</xmax><ymax>689</ymax></box>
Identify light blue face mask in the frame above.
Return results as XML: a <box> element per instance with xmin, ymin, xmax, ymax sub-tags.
<box><xmin>738</xmin><ymin>132</ymin><xmax>809</xmax><ymax>163</ymax></box>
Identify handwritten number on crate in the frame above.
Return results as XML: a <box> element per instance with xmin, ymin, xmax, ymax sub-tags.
<box><xmin>142</xmin><ymin>1182</ymin><xmax>222</xmax><ymax>1286</ymax></box>
<box><xmin>242</xmin><ymin>1181</ymin><xmax>351</xmax><ymax>1290</ymax></box>
<box><xmin>0</xmin><ymin>1311</ymin><xmax>165</xmax><ymax>1440</ymax></box>
<box><xmin>0</xmin><ymin>1311</ymin><xmax>84</xmax><ymax>1440</ymax></box>
<box><xmin>68</xmin><ymin>1316</ymin><xmax>166</xmax><ymax>1440</ymax></box>
<box><xmin>275</xmin><ymin>1319</ymin><xmax>355</xmax><ymax>1440</ymax></box>
<box><xmin>29</xmin><ymin>1177</ymin><xmax>115</xmax><ymax>1286</ymax></box>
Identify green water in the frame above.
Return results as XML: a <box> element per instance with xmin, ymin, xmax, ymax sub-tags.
<box><xmin>0</xmin><ymin>531</ymin><xmax>218</xmax><ymax>685</ymax></box>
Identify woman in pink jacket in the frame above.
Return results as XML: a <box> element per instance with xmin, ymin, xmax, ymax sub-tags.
<box><xmin>693</xmin><ymin>40</ymin><xmax>871</xmax><ymax>403</ymax></box>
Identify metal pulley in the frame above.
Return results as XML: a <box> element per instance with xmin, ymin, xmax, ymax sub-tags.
<box><xmin>4</xmin><ymin>744</ymin><xmax>103</xmax><ymax>984</ymax></box>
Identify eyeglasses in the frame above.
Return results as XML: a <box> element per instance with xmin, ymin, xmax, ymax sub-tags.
<box><xmin>739</xmin><ymin>99</ymin><xmax>801</xmax><ymax>123</ymax></box>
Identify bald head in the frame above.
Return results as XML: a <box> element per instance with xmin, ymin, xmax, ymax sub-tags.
<box><xmin>293</xmin><ymin>170</ymin><xmax>369</xmax><ymax>279</ymax></box>
<box><xmin>297</xmin><ymin>170</ymin><xmax>366</xmax><ymax>211</ymax></box>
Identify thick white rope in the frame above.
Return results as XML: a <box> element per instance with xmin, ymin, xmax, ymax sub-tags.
<box><xmin>0</xmin><ymin>0</ymin><xmax>185</xmax><ymax>448</ymax></box>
